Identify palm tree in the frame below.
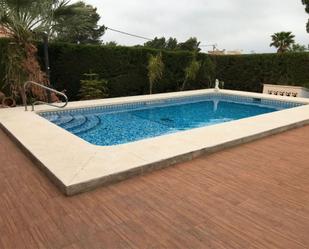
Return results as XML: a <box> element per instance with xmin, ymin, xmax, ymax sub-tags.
<box><xmin>0</xmin><ymin>0</ymin><xmax>73</xmax><ymax>104</ymax></box>
<box><xmin>270</xmin><ymin>32</ymin><xmax>295</xmax><ymax>53</ymax></box>
<box><xmin>181</xmin><ymin>53</ymin><xmax>201</xmax><ymax>90</ymax></box>
<box><xmin>147</xmin><ymin>52</ymin><xmax>164</xmax><ymax>94</ymax></box>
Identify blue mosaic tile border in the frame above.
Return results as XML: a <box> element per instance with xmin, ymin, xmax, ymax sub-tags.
<box><xmin>39</xmin><ymin>93</ymin><xmax>304</xmax><ymax>119</ymax></box>
<box><xmin>217</xmin><ymin>94</ymin><xmax>304</xmax><ymax>109</ymax></box>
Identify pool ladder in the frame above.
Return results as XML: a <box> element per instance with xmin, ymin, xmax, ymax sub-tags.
<box><xmin>24</xmin><ymin>81</ymin><xmax>68</xmax><ymax>111</ymax></box>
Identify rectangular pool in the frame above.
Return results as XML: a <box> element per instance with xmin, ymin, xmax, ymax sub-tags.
<box><xmin>2</xmin><ymin>89</ymin><xmax>309</xmax><ymax>195</ymax></box>
<box><xmin>40</xmin><ymin>93</ymin><xmax>302</xmax><ymax>146</ymax></box>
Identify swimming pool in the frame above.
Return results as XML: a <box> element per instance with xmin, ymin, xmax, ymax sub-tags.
<box><xmin>2</xmin><ymin>89</ymin><xmax>309</xmax><ymax>195</ymax></box>
<box><xmin>41</xmin><ymin>93</ymin><xmax>302</xmax><ymax>146</ymax></box>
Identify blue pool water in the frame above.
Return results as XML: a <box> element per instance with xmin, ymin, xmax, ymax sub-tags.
<box><xmin>41</xmin><ymin>94</ymin><xmax>301</xmax><ymax>146</ymax></box>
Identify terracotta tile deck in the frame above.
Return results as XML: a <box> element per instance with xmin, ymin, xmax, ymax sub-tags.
<box><xmin>0</xmin><ymin>126</ymin><xmax>309</xmax><ymax>248</ymax></box>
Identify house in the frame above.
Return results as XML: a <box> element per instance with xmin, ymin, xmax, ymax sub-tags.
<box><xmin>208</xmin><ymin>49</ymin><xmax>243</xmax><ymax>55</ymax></box>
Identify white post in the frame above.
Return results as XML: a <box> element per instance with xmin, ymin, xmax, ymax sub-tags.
<box><xmin>215</xmin><ymin>79</ymin><xmax>220</xmax><ymax>91</ymax></box>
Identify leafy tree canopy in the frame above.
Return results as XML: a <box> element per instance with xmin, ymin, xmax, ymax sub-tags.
<box><xmin>103</xmin><ymin>41</ymin><xmax>118</xmax><ymax>47</ymax></box>
<box><xmin>178</xmin><ymin>37</ymin><xmax>201</xmax><ymax>52</ymax></box>
<box><xmin>0</xmin><ymin>0</ymin><xmax>105</xmax><ymax>43</ymax></box>
<box><xmin>144</xmin><ymin>36</ymin><xmax>201</xmax><ymax>52</ymax></box>
<box><xmin>0</xmin><ymin>0</ymin><xmax>61</xmax><ymax>41</ymax></box>
<box><xmin>52</xmin><ymin>1</ymin><xmax>105</xmax><ymax>44</ymax></box>
<box><xmin>166</xmin><ymin>37</ymin><xmax>178</xmax><ymax>50</ymax></box>
<box><xmin>144</xmin><ymin>37</ymin><xmax>167</xmax><ymax>49</ymax></box>
<box><xmin>302</xmin><ymin>0</ymin><xmax>309</xmax><ymax>32</ymax></box>
<box><xmin>289</xmin><ymin>43</ymin><xmax>308</xmax><ymax>52</ymax></box>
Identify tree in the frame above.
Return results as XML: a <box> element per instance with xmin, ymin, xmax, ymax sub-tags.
<box><xmin>103</xmin><ymin>41</ymin><xmax>118</xmax><ymax>47</ymax></box>
<box><xmin>178</xmin><ymin>37</ymin><xmax>201</xmax><ymax>52</ymax></box>
<box><xmin>289</xmin><ymin>43</ymin><xmax>308</xmax><ymax>52</ymax></box>
<box><xmin>144</xmin><ymin>37</ymin><xmax>167</xmax><ymax>49</ymax></box>
<box><xmin>143</xmin><ymin>36</ymin><xmax>201</xmax><ymax>52</ymax></box>
<box><xmin>181</xmin><ymin>53</ymin><xmax>201</xmax><ymax>90</ymax></box>
<box><xmin>166</xmin><ymin>37</ymin><xmax>178</xmax><ymax>50</ymax></box>
<box><xmin>270</xmin><ymin>32</ymin><xmax>295</xmax><ymax>53</ymax></box>
<box><xmin>0</xmin><ymin>0</ymin><xmax>65</xmax><ymax>104</ymax></box>
<box><xmin>0</xmin><ymin>0</ymin><xmax>105</xmax><ymax>104</ymax></box>
<box><xmin>52</xmin><ymin>1</ymin><xmax>105</xmax><ymax>44</ymax></box>
<box><xmin>302</xmin><ymin>0</ymin><xmax>309</xmax><ymax>32</ymax></box>
<box><xmin>147</xmin><ymin>53</ymin><xmax>164</xmax><ymax>94</ymax></box>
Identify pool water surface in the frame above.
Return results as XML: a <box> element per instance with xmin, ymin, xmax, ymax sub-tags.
<box><xmin>41</xmin><ymin>94</ymin><xmax>300</xmax><ymax>146</ymax></box>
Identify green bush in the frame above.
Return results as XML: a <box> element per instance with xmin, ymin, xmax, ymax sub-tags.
<box><xmin>213</xmin><ymin>53</ymin><xmax>309</xmax><ymax>92</ymax></box>
<box><xmin>1</xmin><ymin>38</ymin><xmax>309</xmax><ymax>101</ymax></box>
<box><xmin>79</xmin><ymin>72</ymin><xmax>108</xmax><ymax>100</ymax></box>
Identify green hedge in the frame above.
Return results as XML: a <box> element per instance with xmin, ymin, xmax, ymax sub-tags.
<box><xmin>213</xmin><ymin>53</ymin><xmax>309</xmax><ymax>92</ymax></box>
<box><xmin>37</xmin><ymin>43</ymin><xmax>211</xmax><ymax>100</ymax></box>
<box><xmin>1</xmin><ymin>38</ymin><xmax>309</xmax><ymax>100</ymax></box>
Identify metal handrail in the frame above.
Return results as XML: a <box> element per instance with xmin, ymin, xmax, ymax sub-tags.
<box><xmin>24</xmin><ymin>81</ymin><xmax>68</xmax><ymax>111</ymax></box>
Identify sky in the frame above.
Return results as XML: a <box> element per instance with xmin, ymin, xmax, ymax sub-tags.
<box><xmin>80</xmin><ymin>0</ymin><xmax>308</xmax><ymax>53</ymax></box>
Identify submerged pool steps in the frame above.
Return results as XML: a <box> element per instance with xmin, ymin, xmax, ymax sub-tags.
<box><xmin>50</xmin><ymin>114</ymin><xmax>101</xmax><ymax>136</ymax></box>
<box><xmin>62</xmin><ymin>115</ymin><xmax>87</xmax><ymax>130</ymax></box>
<box><xmin>54</xmin><ymin>115</ymin><xmax>73</xmax><ymax>126</ymax></box>
<box><xmin>71</xmin><ymin>115</ymin><xmax>101</xmax><ymax>135</ymax></box>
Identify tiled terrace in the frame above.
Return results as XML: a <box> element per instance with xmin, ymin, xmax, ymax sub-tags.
<box><xmin>0</xmin><ymin>126</ymin><xmax>309</xmax><ymax>248</ymax></box>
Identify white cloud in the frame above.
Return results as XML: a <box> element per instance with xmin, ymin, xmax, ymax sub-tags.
<box><xmin>80</xmin><ymin>0</ymin><xmax>308</xmax><ymax>53</ymax></box>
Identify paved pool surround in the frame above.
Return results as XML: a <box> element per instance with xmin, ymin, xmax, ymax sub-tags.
<box><xmin>1</xmin><ymin>89</ymin><xmax>309</xmax><ymax>195</ymax></box>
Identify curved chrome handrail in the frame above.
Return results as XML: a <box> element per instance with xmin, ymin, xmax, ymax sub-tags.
<box><xmin>24</xmin><ymin>81</ymin><xmax>68</xmax><ymax>111</ymax></box>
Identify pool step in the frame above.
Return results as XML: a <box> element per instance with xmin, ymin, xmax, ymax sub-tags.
<box><xmin>62</xmin><ymin>115</ymin><xmax>87</xmax><ymax>130</ymax></box>
<box><xmin>72</xmin><ymin>115</ymin><xmax>101</xmax><ymax>135</ymax></box>
<box><xmin>54</xmin><ymin>115</ymin><xmax>74</xmax><ymax>126</ymax></box>
<box><xmin>44</xmin><ymin>114</ymin><xmax>59</xmax><ymax>123</ymax></box>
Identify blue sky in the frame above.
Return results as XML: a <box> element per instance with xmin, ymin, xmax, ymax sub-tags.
<box><xmin>81</xmin><ymin>0</ymin><xmax>308</xmax><ymax>53</ymax></box>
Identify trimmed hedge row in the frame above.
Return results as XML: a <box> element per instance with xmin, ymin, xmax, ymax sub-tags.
<box><xmin>1</xmin><ymin>38</ymin><xmax>309</xmax><ymax>100</ymax></box>
<box><xmin>39</xmin><ymin>43</ymin><xmax>214</xmax><ymax>100</ymax></box>
<box><xmin>213</xmin><ymin>53</ymin><xmax>309</xmax><ymax>92</ymax></box>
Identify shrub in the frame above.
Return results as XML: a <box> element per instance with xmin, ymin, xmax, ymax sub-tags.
<box><xmin>147</xmin><ymin>52</ymin><xmax>164</xmax><ymax>94</ymax></box>
<box><xmin>79</xmin><ymin>72</ymin><xmax>108</xmax><ymax>100</ymax></box>
<box><xmin>181</xmin><ymin>53</ymin><xmax>201</xmax><ymax>90</ymax></box>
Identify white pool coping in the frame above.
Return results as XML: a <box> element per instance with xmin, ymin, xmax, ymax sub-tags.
<box><xmin>1</xmin><ymin>89</ymin><xmax>309</xmax><ymax>195</ymax></box>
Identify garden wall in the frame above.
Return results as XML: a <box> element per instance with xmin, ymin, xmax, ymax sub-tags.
<box><xmin>1</xmin><ymin>38</ymin><xmax>309</xmax><ymax>100</ymax></box>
